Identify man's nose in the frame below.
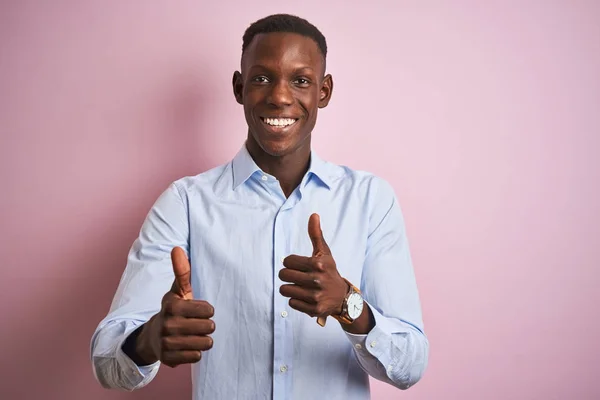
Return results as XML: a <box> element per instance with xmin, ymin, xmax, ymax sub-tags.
<box><xmin>267</xmin><ymin>80</ymin><xmax>293</xmax><ymax>107</ymax></box>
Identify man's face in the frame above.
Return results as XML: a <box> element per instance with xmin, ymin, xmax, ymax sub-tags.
<box><xmin>233</xmin><ymin>32</ymin><xmax>333</xmax><ymax>157</ymax></box>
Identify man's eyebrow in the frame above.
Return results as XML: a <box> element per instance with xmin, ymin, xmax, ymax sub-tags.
<box><xmin>293</xmin><ymin>66</ymin><xmax>314</xmax><ymax>71</ymax></box>
<box><xmin>246</xmin><ymin>65</ymin><xmax>316</xmax><ymax>73</ymax></box>
<box><xmin>246</xmin><ymin>64</ymin><xmax>272</xmax><ymax>73</ymax></box>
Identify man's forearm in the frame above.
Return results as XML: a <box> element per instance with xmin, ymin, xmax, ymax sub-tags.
<box><xmin>122</xmin><ymin>321</ymin><xmax>157</xmax><ymax>366</ymax></box>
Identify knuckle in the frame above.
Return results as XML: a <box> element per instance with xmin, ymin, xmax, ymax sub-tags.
<box><xmin>165</xmin><ymin>298</ymin><xmax>183</xmax><ymax>315</ymax></box>
<box><xmin>163</xmin><ymin>300</ymin><xmax>175</xmax><ymax>315</ymax></box>
<box><xmin>310</xmin><ymin>275</ymin><xmax>321</xmax><ymax>287</ymax></box>
<box><xmin>162</xmin><ymin>318</ymin><xmax>176</xmax><ymax>335</ymax></box>
<box><xmin>173</xmin><ymin>300</ymin><xmax>186</xmax><ymax>315</ymax></box>
<box><xmin>160</xmin><ymin>336</ymin><xmax>172</xmax><ymax>350</ymax></box>
<box><xmin>310</xmin><ymin>291</ymin><xmax>321</xmax><ymax>303</ymax></box>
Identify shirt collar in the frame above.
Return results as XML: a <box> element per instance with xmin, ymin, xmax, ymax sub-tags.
<box><xmin>232</xmin><ymin>144</ymin><xmax>261</xmax><ymax>190</ymax></box>
<box><xmin>305</xmin><ymin>150</ymin><xmax>332</xmax><ymax>190</ymax></box>
<box><xmin>232</xmin><ymin>144</ymin><xmax>333</xmax><ymax>190</ymax></box>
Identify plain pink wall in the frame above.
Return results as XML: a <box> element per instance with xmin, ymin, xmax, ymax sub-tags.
<box><xmin>1</xmin><ymin>1</ymin><xmax>599</xmax><ymax>399</ymax></box>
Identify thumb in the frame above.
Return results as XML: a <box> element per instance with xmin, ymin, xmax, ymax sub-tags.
<box><xmin>308</xmin><ymin>213</ymin><xmax>331</xmax><ymax>256</ymax></box>
<box><xmin>170</xmin><ymin>247</ymin><xmax>193</xmax><ymax>300</ymax></box>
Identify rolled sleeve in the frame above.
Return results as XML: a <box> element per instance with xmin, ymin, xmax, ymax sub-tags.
<box><xmin>91</xmin><ymin>183</ymin><xmax>189</xmax><ymax>390</ymax></box>
<box><xmin>344</xmin><ymin>303</ymin><xmax>428</xmax><ymax>390</ymax></box>
<box><xmin>92</xmin><ymin>320</ymin><xmax>161</xmax><ymax>390</ymax></box>
<box><xmin>115</xmin><ymin>333</ymin><xmax>160</xmax><ymax>388</ymax></box>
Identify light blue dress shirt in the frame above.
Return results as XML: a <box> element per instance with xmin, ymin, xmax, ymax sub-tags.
<box><xmin>91</xmin><ymin>144</ymin><xmax>428</xmax><ymax>399</ymax></box>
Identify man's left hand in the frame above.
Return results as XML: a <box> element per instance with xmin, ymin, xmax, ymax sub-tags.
<box><xmin>279</xmin><ymin>213</ymin><xmax>349</xmax><ymax>320</ymax></box>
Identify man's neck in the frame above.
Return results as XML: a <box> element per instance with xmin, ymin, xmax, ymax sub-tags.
<box><xmin>246</xmin><ymin>138</ymin><xmax>311</xmax><ymax>198</ymax></box>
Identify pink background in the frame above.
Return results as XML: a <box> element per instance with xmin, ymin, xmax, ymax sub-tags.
<box><xmin>1</xmin><ymin>1</ymin><xmax>599</xmax><ymax>399</ymax></box>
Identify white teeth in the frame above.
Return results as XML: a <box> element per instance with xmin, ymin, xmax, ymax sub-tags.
<box><xmin>264</xmin><ymin>118</ymin><xmax>296</xmax><ymax>127</ymax></box>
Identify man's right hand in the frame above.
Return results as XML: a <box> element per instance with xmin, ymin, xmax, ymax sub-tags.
<box><xmin>126</xmin><ymin>247</ymin><xmax>216</xmax><ymax>368</ymax></box>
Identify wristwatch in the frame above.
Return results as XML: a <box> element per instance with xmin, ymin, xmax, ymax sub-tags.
<box><xmin>332</xmin><ymin>278</ymin><xmax>364</xmax><ymax>325</ymax></box>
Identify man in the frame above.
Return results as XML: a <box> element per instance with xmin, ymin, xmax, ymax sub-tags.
<box><xmin>91</xmin><ymin>14</ymin><xmax>428</xmax><ymax>399</ymax></box>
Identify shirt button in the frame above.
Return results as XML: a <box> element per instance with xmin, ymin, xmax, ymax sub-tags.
<box><xmin>280</xmin><ymin>257</ymin><xmax>285</xmax><ymax>263</ymax></box>
<box><xmin>261</xmin><ymin>175</ymin><xmax>268</xmax><ymax>181</ymax></box>
<box><xmin>354</xmin><ymin>343</ymin><xmax>362</xmax><ymax>350</ymax></box>
<box><xmin>370</xmin><ymin>340</ymin><xmax>377</xmax><ymax>348</ymax></box>
<box><xmin>387</xmin><ymin>365</ymin><xmax>393</xmax><ymax>372</ymax></box>
<box><xmin>280</xmin><ymin>365</ymin><xmax>288</xmax><ymax>373</ymax></box>
<box><xmin>281</xmin><ymin>311</ymin><xmax>288</xmax><ymax>318</ymax></box>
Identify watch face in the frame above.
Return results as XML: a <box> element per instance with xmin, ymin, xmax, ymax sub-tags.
<box><xmin>347</xmin><ymin>292</ymin><xmax>364</xmax><ymax>319</ymax></box>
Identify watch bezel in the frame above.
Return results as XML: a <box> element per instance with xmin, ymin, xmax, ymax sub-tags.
<box><xmin>347</xmin><ymin>292</ymin><xmax>364</xmax><ymax>320</ymax></box>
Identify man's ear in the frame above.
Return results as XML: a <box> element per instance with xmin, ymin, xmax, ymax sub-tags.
<box><xmin>232</xmin><ymin>71</ymin><xmax>243</xmax><ymax>105</ymax></box>
<box><xmin>318</xmin><ymin>74</ymin><xmax>333</xmax><ymax>108</ymax></box>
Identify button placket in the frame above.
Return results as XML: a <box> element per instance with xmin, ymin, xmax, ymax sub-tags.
<box><xmin>272</xmin><ymin>209</ymin><xmax>293</xmax><ymax>398</ymax></box>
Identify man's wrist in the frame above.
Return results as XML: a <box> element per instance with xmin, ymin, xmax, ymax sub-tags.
<box><xmin>340</xmin><ymin>301</ymin><xmax>375</xmax><ymax>335</ymax></box>
<box><xmin>122</xmin><ymin>322</ymin><xmax>158</xmax><ymax>366</ymax></box>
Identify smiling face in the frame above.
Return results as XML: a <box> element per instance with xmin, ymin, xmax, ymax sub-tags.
<box><xmin>233</xmin><ymin>32</ymin><xmax>333</xmax><ymax>157</ymax></box>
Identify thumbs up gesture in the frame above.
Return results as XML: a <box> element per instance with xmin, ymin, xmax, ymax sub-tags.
<box><xmin>131</xmin><ymin>247</ymin><xmax>216</xmax><ymax>368</ymax></box>
<box><xmin>279</xmin><ymin>214</ymin><xmax>349</xmax><ymax>326</ymax></box>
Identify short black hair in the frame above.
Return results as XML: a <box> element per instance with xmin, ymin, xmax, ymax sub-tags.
<box><xmin>242</xmin><ymin>14</ymin><xmax>327</xmax><ymax>60</ymax></box>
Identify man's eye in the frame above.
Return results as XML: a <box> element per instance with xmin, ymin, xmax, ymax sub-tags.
<box><xmin>294</xmin><ymin>78</ymin><xmax>310</xmax><ymax>85</ymax></box>
<box><xmin>253</xmin><ymin>76</ymin><xmax>269</xmax><ymax>84</ymax></box>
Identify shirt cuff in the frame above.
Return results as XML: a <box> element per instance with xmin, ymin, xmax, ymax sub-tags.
<box><xmin>116</xmin><ymin>334</ymin><xmax>160</xmax><ymax>388</ymax></box>
<box><xmin>344</xmin><ymin>331</ymin><xmax>369</xmax><ymax>353</ymax></box>
<box><xmin>345</xmin><ymin>302</ymin><xmax>412</xmax><ymax>368</ymax></box>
